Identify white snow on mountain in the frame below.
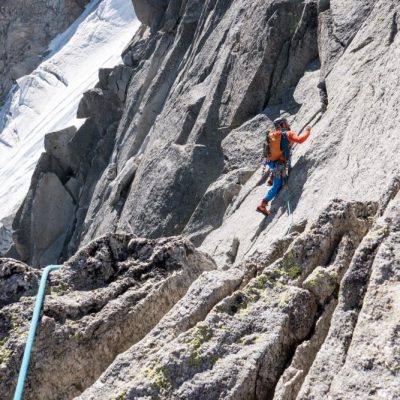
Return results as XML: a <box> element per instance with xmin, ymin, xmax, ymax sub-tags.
<box><xmin>0</xmin><ymin>0</ymin><xmax>139</xmax><ymax>225</ymax></box>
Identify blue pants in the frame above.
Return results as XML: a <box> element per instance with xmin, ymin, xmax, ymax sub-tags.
<box><xmin>264</xmin><ymin>176</ymin><xmax>282</xmax><ymax>202</ymax></box>
<box><xmin>263</xmin><ymin>161</ymin><xmax>283</xmax><ymax>202</ymax></box>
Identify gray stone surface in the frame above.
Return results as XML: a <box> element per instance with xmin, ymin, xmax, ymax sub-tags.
<box><xmin>75</xmin><ymin>198</ymin><xmax>388</xmax><ymax>400</ymax></box>
<box><xmin>44</xmin><ymin>126</ymin><xmax>77</xmax><ymax>174</ymax></box>
<box><xmin>202</xmin><ymin>0</ymin><xmax>400</xmax><ymax>266</ymax></box>
<box><xmin>183</xmin><ymin>168</ymin><xmax>253</xmax><ymax>246</ymax></box>
<box><xmin>0</xmin><ymin>235</ymin><xmax>215</xmax><ymax>400</ymax></box>
<box><xmin>0</xmin><ymin>258</ymin><xmax>38</xmax><ymax>307</ymax></box>
<box><xmin>3</xmin><ymin>0</ymin><xmax>400</xmax><ymax>398</ymax></box>
<box><xmin>12</xmin><ymin>0</ymin><xmax>322</xmax><ymax>264</ymax></box>
<box><xmin>0</xmin><ymin>0</ymin><xmax>90</xmax><ymax>102</ymax></box>
<box><xmin>31</xmin><ymin>172</ymin><xmax>75</xmax><ymax>267</ymax></box>
<box><xmin>298</xmin><ymin>194</ymin><xmax>400</xmax><ymax>400</ymax></box>
<box><xmin>0</xmin><ymin>223</ymin><xmax>13</xmax><ymax>255</ymax></box>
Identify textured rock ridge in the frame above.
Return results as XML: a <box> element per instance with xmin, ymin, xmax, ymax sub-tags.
<box><xmin>0</xmin><ymin>0</ymin><xmax>90</xmax><ymax>102</ymax></box>
<box><xmin>3</xmin><ymin>193</ymin><xmax>399</xmax><ymax>399</ymax></box>
<box><xmin>0</xmin><ymin>236</ymin><xmax>215</xmax><ymax>400</ymax></box>
<box><xmin>72</xmin><ymin>193</ymin><xmax>400</xmax><ymax>400</ymax></box>
<box><xmin>2</xmin><ymin>1</ymin><xmax>400</xmax><ymax>399</ymax></box>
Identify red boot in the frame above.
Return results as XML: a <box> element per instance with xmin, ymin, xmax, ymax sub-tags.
<box><xmin>256</xmin><ymin>200</ymin><xmax>269</xmax><ymax>216</ymax></box>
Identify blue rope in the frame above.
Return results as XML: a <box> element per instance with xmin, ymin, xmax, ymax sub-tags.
<box><xmin>286</xmin><ymin>198</ymin><xmax>294</xmax><ymax>236</ymax></box>
<box><xmin>283</xmin><ymin>174</ymin><xmax>293</xmax><ymax>236</ymax></box>
<box><xmin>13</xmin><ymin>265</ymin><xmax>62</xmax><ymax>400</ymax></box>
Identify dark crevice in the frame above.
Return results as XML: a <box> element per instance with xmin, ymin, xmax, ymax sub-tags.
<box><xmin>250</xmin><ymin>199</ymin><xmax>381</xmax><ymax>400</ymax></box>
<box><xmin>112</xmin><ymin>171</ymin><xmax>136</xmax><ymax>222</ymax></box>
<box><xmin>62</xmin><ymin>122</ymin><xmax>119</xmax><ymax>260</ymax></box>
<box><xmin>318</xmin><ymin>0</ymin><xmax>330</xmax><ymax>14</ymax></box>
<box><xmin>322</xmin><ymin>234</ymin><xmax>387</xmax><ymax>397</ymax></box>
<box><xmin>351</xmin><ymin>36</ymin><xmax>374</xmax><ymax>53</ymax></box>
<box><xmin>389</xmin><ymin>12</ymin><xmax>398</xmax><ymax>45</ymax></box>
<box><xmin>265</xmin><ymin>307</ymin><xmax>322</xmax><ymax>400</ymax></box>
<box><xmin>233</xmin><ymin>2</ymin><xmax>309</xmax><ymax>125</ymax></box>
<box><xmin>227</xmin><ymin>237</ymin><xmax>240</xmax><ymax>265</ymax></box>
<box><xmin>263</xmin><ymin>37</ymin><xmax>291</xmax><ymax>110</ymax></box>
<box><xmin>269</xmin><ymin>299</ymin><xmax>336</xmax><ymax>400</ymax></box>
<box><xmin>332</xmin><ymin>32</ymin><xmax>346</xmax><ymax>48</ymax></box>
<box><xmin>182</xmin><ymin>0</ymin><xmax>233</xmax><ymax>75</ymax></box>
<box><xmin>175</xmin><ymin>96</ymin><xmax>205</xmax><ymax>145</ymax></box>
<box><xmin>317</xmin><ymin>80</ymin><xmax>329</xmax><ymax>112</ymax></box>
<box><xmin>264</xmin><ymin>233</ymin><xmax>366</xmax><ymax>399</ymax></box>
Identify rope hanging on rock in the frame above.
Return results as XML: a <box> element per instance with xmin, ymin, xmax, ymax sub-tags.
<box><xmin>13</xmin><ymin>265</ymin><xmax>62</xmax><ymax>400</ymax></box>
<box><xmin>286</xmin><ymin>198</ymin><xmax>294</xmax><ymax>236</ymax></box>
<box><xmin>283</xmin><ymin>175</ymin><xmax>294</xmax><ymax>236</ymax></box>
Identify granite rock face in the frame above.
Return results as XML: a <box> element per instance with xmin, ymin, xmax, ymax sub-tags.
<box><xmin>0</xmin><ymin>235</ymin><xmax>215</xmax><ymax>400</ymax></box>
<box><xmin>5</xmin><ymin>195</ymin><xmax>400</xmax><ymax>399</ymax></box>
<box><xmin>0</xmin><ymin>0</ymin><xmax>90</xmax><ymax>102</ymax></box>
<box><xmin>13</xmin><ymin>0</ymin><xmax>400</xmax><ymax>268</ymax></box>
<box><xmin>3</xmin><ymin>0</ymin><xmax>400</xmax><ymax>399</ymax></box>
<box><xmin>12</xmin><ymin>0</ymin><xmax>321</xmax><ymax>264</ymax></box>
<box><xmin>73</xmin><ymin>192</ymin><xmax>398</xmax><ymax>399</ymax></box>
<box><xmin>0</xmin><ymin>223</ymin><xmax>12</xmax><ymax>256</ymax></box>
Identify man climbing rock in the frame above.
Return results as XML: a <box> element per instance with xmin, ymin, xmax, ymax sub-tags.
<box><xmin>257</xmin><ymin>117</ymin><xmax>311</xmax><ymax>216</ymax></box>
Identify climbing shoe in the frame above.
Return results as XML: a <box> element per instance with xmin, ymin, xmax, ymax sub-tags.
<box><xmin>256</xmin><ymin>200</ymin><xmax>269</xmax><ymax>216</ymax></box>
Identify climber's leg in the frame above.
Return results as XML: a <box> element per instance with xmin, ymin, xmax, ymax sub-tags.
<box><xmin>256</xmin><ymin>176</ymin><xmax>282</xmax><ymax>216</ymax></box>
<box><xmin>264</xmin><ymin>176</ymin><xmax>282</xmax><ymax>202</ymax></box>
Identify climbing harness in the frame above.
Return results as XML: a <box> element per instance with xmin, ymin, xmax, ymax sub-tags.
<box><xmin>13</xmin><ymin>265</ymin><xmax>62</xmax><ymax>400</ymax></box>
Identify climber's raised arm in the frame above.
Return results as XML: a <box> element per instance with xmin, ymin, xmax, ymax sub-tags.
<box><xmin>287</xmin><ymin>126</ymin><xmax>311</xmax><ymax>144</ymax></box>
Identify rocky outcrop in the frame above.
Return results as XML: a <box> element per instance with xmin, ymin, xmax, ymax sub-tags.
<box><xmin>6</xmin><ymin>196</ymin><xmax>400</xmax><ymax>400</ymax></box>
<box><xmin>74</xmin><ymin>193</ymin><xmax>400</xmax><ymax>400</ymax></box>
<box><xmin>12</xmin><ymin>0</ymin><xmax>322</xmax><ymax>266</ymax></box>
<box><xmin>3</xmin><ymin>1</ymin><xmax>400</xmax><ymax>398</ymax></box>
<box><xmin>0</xmin><ymin>258</ymin><xmax>38</xmax><ymax>306</ymax></box>
<box><xmin>0</xmin><ymin>0</ymin><xmax>90</xmax><ymax>102</ymax></box>
<box><xmin>14</xmin><ymin>0</ymin><xmax>400</xmax><ymax>268</ymax></box>
<box><xmin>202</xmin><ymin>0</ymin><xmax>400</xmax><ymax>266</ymax></box>
<box><xmin>0</xmin><ymin>235</ymin><xmax>215</xmax><ymax>400</ymax></box>
<box><xmin>0</xmin><ymin>223</ymin><xmax>12</xmax><ymax>255</ymax></box>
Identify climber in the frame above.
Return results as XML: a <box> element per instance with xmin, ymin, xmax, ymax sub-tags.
<box><xmin>256</xmin><ymin>117</ymin><xmax>311</xmax><ymax>216</ymax></box>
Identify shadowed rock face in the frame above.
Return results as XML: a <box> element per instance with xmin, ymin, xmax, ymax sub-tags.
<box><xmin>3</xmin><ymin>0</ymin><xmax>400</xmax><ymax>398</ymax></box>
<box><xmin>0</xmin><ymin>0</ymin><xmax>90</xmax><ymax>102</ymax></box>
<box><xmin>0</xmin><ymin>223</ymin><xmax>12</xmax><ymax>255</ymax></box>
<box><xmin>0</xmin><ymin>258</ymin><xmax>38</xmax><ymax>306</ymax></box>
<box><xmin>12</xmin><ymin>0</ymin><xmax>400</xmax><ymax>269</ymax></box>
<box><xmin>11</xmin><ymin>0</ymin><xmax>321</xmax><ymax>266</ymax></box>
<box><xmin>0</xmin><ymin>235</ymin><xmax>215</xmax><ymax>400</ymax></box>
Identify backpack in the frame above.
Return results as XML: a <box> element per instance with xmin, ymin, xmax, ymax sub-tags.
<box><xmin>264</xmin><ymin>129</ymin><xmax>290</xmax><ymax>161</ymax></box>
<box><xmin>263</xmin><ymin>129</ymin><xmax>272</xmax><ymax>159</ymax></box>
<box><xmin>280</xmin><ymin>130</ymin><xmax>290</xmax><ymax>160</ymax></box>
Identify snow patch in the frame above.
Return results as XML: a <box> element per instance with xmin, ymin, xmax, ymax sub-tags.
<box><xmin>0</xmin><ymin>0</ymin><xmax>140</xmax><ymax>222</ymax></box>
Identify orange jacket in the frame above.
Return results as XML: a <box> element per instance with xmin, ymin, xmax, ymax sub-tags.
<box><xmin>268</xmin><ymin>129</ymin><xmax>311</xmax><ymax>161</ymax></box>
<box><xmin>285</xmin><ymin>129</ymin><xmax>311</xmax><ymax>144</ymax></box>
